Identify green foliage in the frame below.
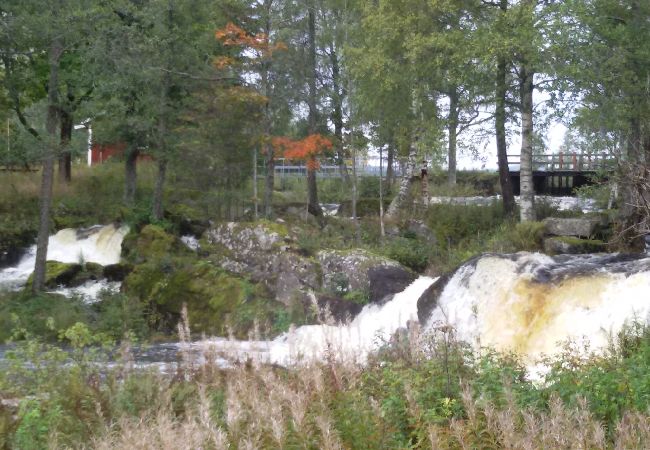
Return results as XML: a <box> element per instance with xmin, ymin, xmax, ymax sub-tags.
<box><xmin>381</xmin><ymin>237</ymin><xmax>430</xmax><ymax>272</ymax></box>
<box><xmin>13</xmin><ymin>399</ymin><xmax>62</xmax><ymax>450</ymax></box>
<box><xmin>0</xmin><ymin>292</ymin><xmax>88</xmax><ymax>342</ymax></box>
<box><xmin>426</xmin><ymin>203</ymin><xmax>505</xmax><ymax>248</ymax></box>
<box><xmin>509</xmin><ymin>221</ymin><xmax>546</xmax><ymax>251</ymax></box>
<box><xmin>92</xmin><ymin>291</ymin><xmax>149</xmax><ymax>341</ymax></box>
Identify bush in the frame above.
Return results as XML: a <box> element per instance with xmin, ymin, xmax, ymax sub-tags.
<box><xmin>382</xmin><ymin>237</ymin><xmax>430</xmax><ymax>272</ymax></box>
<box><xmin>0</xmin><ymin>292</ymin><xmax>89</xmax><ymax>342</ymax></box>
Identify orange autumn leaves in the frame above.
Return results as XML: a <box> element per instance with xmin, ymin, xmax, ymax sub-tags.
<box><xmin>214</xmin><ymin>22</ymin><xmax>287</xmax><ymax>66</ymax></box>
<box><xmin>272</xmin><ymin>135</ymin><xmax>333</xmax><ymax>170</ymax></box>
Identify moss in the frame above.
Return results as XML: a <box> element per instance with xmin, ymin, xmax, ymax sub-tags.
<box><xmin>25</xmin><ymin>261</ymin><xmax>82</xmax><ymax>289</ymax></box>
<box><xmin>545</xmin><ymin>236</ymin><xmax>606</xmax><ymax>255</ymax></box>
<box><xmin>123</xmin><ymin>258</ymin><xmax>276</xmax><ymax>337</ymax></box>
<box><xmin>66</xmin><ymin>262</ymin><xmax>105</xmax><ymax>286</ymax></box>
<box><xmin>122</xmin><ymin>224</ymin><xmax>189</xmax><ymax>264</ymax></box>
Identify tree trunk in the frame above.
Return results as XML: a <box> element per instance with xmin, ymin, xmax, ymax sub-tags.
<box><xmin>307</xmin><ymin>5</ymin><xmax>323</xmax><ymax>220</ymax></box>
<box><xmin>496</xmin><ymin>53</ymin><xmax>515</xmax><ymax>216</ymax></box>
<box><xmin>152</xmin><ymin>158</ymin><xmax>167</xmax><ymax>221</ymax></box>
<box><xmin>386</xmin><ymin>142</ymin><xmax>395</xmax><ymax>191</ymax></box>
<box><xmin>58</xmin><ymin>106</ymin><xmax>73</xmax><ymax>183</ymax></box>
<box><xmin>448</xmin><ymin>88</ymin><xmax>459</xmax><ymax>186</ymax></box>
<box><xmin>386</xmin><ymin>134</ymin><xmax>418</xmax><ymax>218</ymax></box>
<box><xmin>519</xmin><ymin>66</ymin><xmax>535</xmax><ymax>222</ymax></box>
<box><xmin>124</xmin><ymin>147</ymin><xmax>139</xmax><ymax>205</ymax></box>
<box><xmin>330</xmin><ymin>44</ymin><xmax>350</xmax><ymax>184</ymax></box>
<box><xmin>263</xmin><ymin>140</ymin><xmax>275</xmax><ymax>217</ymax></box>
<box><xmin>33</xmin><ymin>39</ymin><xmax>62</xmax><ymax>293</ymax></box>
<box><xmin>495</xmin><ymin>0</ymin><xmax>515</xmax><ymax>216</ymax></box>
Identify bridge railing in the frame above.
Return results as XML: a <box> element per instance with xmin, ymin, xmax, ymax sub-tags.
<box><xmin>507</xmin><ymin>152</ymin><xmax>616</xmax><ymax>172</ymax></box>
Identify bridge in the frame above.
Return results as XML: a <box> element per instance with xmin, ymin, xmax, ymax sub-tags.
<box><xmin>508</xmin><ymin>153</ymin><xmax>616</xmax><ymax>195</ymax></box>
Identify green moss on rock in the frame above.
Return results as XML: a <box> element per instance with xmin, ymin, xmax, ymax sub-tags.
<box><xmin>26</xmin><ymin>261</ymin><xmax>82</xmax><ymax>289</ymax></box>
<box><xmin>544</xmin><ymin>236</ymin><xmax>606</xmax><ymax>255</ymax></box>
<box><xmin>123</xmin><ymin>258</ymin><xmax>277</xmax><ymax>337</ymax></box>
<box><xmin>122</xmin><ymin>224</ymin><xmax>189</xmax><ymax>264</ymax></box>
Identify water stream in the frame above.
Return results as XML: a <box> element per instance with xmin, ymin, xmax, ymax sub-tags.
<box><xmin>2</xmin><ymin>223</ymin><xmax>650</xmax><ymax>374</ymax></box>
<box><xmin>0</xmin><ymin>224</ymin><xmax>128</xmax><ymax>299</ymax></box>
<box><xmin>424</xmin><ymin>252</ymin><xmax>650</xmax><ymax>371</ymax></box>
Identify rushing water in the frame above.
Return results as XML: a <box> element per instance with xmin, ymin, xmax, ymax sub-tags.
<box><xmin>428</xmin><ymin>195</ymin><xmax>600</xmax><ymax>213</ymax></box>
<box><xmin>0</xmin><ymin>224</ymin><xmax>129</xmax><ymax>299</ymax></box>
<box><xmin>2</xmin><ymin>221</ymin><xmax>650</xmax><ymax>375</ymax></box>
<box><xmin>424</xmin><ymin>252</ymin><xmax>650</xmax><ymax>369</ymax></box>
<box><xmin>191</xmin><ymin>276</ymin><xmax>436</xmax><ymax>366</ymax></box>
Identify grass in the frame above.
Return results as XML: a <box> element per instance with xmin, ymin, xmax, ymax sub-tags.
<box><xmin>2</xmin><ymin>316</ymin><xmax>650</xmax><ymax>448</ymax></box>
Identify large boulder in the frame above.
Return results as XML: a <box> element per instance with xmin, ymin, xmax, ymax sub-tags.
<box><xmin>26</xmin><ymin>261</ymin><xmax>82</xmax><ymax>288</ymax></box>
<box><xmin>123</xmin><ymin>258</ymin><xmax>279</xmax><ymax>337</ymax></box>
<box><xmin>122</xmin><ymin>224</ymin><xmax>190</xmax><ymax>264</ymax></box>
<box><xmin>318</xmin><ymin>249</ymin><xmax>416</xmax><ymax>303</ymax></box>
<box><xmin>205</xmin><ymin>221</ymin><xmax>320</xmax><ymax>305</ymax></box>
<box><xmin>543</xmin><ymin>217</ymin><xmax>601</xmax><ymax>238</ymax></box>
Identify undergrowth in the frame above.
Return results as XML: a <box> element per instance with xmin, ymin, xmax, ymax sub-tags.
<box><xmin>1</xmin><ymin>318</ymin><xmax>650</xmax><ymax>449</ymax></box>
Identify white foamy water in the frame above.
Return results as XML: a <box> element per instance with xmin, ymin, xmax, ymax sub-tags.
<box><xmin>0</xmin><ymin>224</ymin><xmax>129</xmax><ymax>295</ymax></box>
<box><xmin>51</xmin><ymin>280</ymin><xmax>122</xmax><ymax>303</ymax></box>
<box><xmin>428</xmin><ymin>195</ymin><xmax>599</xmax><ymax>213</ymax></box>
<box><xmin>424</xmin><ymin>253</ymin><xmax>650</xmax><ymax>366</ymax></box>
<box><xmin>197</xmin><ymin>276</ymin><xmax>436</xmax><ymax>366</ymax></box>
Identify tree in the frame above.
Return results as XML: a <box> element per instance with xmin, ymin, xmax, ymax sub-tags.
<box><xmin>0</xmin><ymin>0</ymin><xmax>99</xmax><ymax>291</ymax></box>
<box><xmin>562</xmin><ymin>0</ymin><xmax>650</xmax><ymax>243</ymax></box>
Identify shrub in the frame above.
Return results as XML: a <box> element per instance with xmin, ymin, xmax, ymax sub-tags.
<box><xmin>382</xmin><ymin>237</ymin><xmax>430</xmax><ymax>272</ymax></box>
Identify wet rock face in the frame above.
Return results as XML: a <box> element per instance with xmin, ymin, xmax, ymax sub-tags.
<box><xmin>318</xmin><ymin>249</ymin><xmax>414</xmax><ymax>302</ymax></box>
<box><xmin>316</xmin><ymin>293</ymin><xmax>364</xmax><ymax>323</ymax></box>
<box><xmin>368</xmin><ymin>266</ymin><xmax>418</xmax><ymax>304</ymax></box>
<box><xmin>416</xmin><ymin>273</ymin><xmax>452</xmax><ymax>325</ymax></box>
<box><xmin>0</xmin><ymin>247</ymin><xmax>24</xmax><ymax>270</ymax></box>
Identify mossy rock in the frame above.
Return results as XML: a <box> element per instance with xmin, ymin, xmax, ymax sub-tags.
<box><xmin>123</xmin><ymin>258</ymin><xmax>275</xmax><ymax>337</ymax></box>
<box><xmin>121</xmin><ymin>224</ymin><xmax>189</xmax><ymax>264</ymax></box>
<box><xmin>166</xmin><ymin>203</ymin><xmax>210</xmax><ymax>237</ymax></box>
<box><xmin>103</xmin><ymin>263</ymin><xmax>134</xmax><ymax>281</ymax></box>
<box><xmin>67</xmin><ymin>262</ymin><xmax>105</xmax><ymax>287</ymax></box>
<box><xmin>26</xmin><ymin>261</ymin><xmax>82</xmax><ymax>288</ymax></box>
<box><xmin>544</xmin><ymin>236</ymin><xmax>606</xmax><ymax>255</ymax></box>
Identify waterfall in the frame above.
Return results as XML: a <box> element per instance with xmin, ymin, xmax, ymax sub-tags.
<box><xmin>0</xmin><ymin>224</ymin><xmax>129</xmax><ymax>294</ymax></box>
<box><xmin>198</xmin><ymin>276</ymin><xmax>437</xmax><ymax>366</ymax></box>
<box><xmin>423</xmin><ymin>252</ymin><xmax>650</xmax><ymax>366</ymax></box>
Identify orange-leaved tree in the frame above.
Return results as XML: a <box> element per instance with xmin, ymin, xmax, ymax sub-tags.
<box><xmin>272</xmin><ymin>134</ymin><xmax>333</xmax><ymax>220</ymax></box>
<box><xmin>215</xmin><ymin>22</ymin><xmax>287</xmax><ymax>217</ymax></box>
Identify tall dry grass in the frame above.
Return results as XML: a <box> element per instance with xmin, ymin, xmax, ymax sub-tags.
<box><xmin>81</xmin><ymin>318</ymin><xmax>650</xmax><ymax>450</ymax></box>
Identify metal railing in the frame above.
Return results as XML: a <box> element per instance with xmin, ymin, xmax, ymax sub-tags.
<box><xmin>507</xmin><ymin>153</ymin><xmax>616</xmax><ymax>171</ymax></box>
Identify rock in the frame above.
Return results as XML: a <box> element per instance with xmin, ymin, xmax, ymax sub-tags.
<box><xmin>543</xmin><ymin>236</ymin><xmax>606</xmax><ymax>255</ymax></box>
<box><xmin>67</xmin><ymin>262</ymin><xmax>105</xmax><ymax>287</ymax></box>
<box><xmin>543</xmin><ymin>217</ymin><xmax>601</xmax><ymax>238</ymax></box>
<box><xmin>316</xmin><ymin>294</ymin><xmax>363</xmax><ymax>324</ymax></box>
<box><xmin>122</xmin><ymin>224</ymin><xmax>189</xmax><ymax>263</ymax></box>
<box><xmin>318</xmin><ymin>249</ymin><xmax>414</xmax><ymax>303</ymax></box>
<box><xmin>368</xmin><ymin>266</ymin><xmax>418</xmax><ymax>304</ymax></box>
<box><xmin>26</xmin><ymin>261</ymin><xmax>82</xmax><ymax>288</ymax></box>
<box><xmin>166</xmin><ymin>203</ymin><xmax>210</xmax><ymax>237</ymax></box>
<box><xmin>124</xmin><ymin>259</ymin><xmax>253</xmax><ymax>336</ymax></box>
<box><xmin>103</xmin><ymin>263</ymin><xmax>134</xmax><ymax>281</ymax></box>
<box><xmin>205</xmin><ymin>221</ymin><xmax>319</xmax><ymax>305</ymax></box>
<box><xmin>0</xmin><ymin>246</ymin><xmax>25</xmax><ymax>270</ymax></box>
<box><xmin>417</xmin><ymin>273</ymin><xmax>452</xmax><ymax>325</ymax></box>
